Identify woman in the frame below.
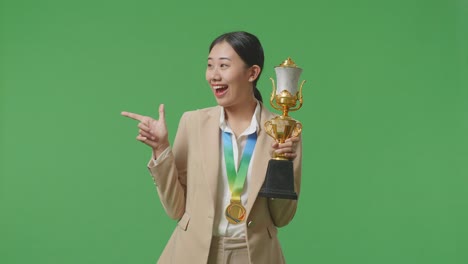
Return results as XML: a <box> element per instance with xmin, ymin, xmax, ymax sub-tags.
<box><xmin>122</xmin><ymin>31</ymin><xmax>302</xmax><ymax>264</ymax></box>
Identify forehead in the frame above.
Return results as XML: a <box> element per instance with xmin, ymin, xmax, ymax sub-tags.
<box><xmin>208</xmin><ymin>41</ymin><xmax>239</xmax><ymax>60</ymax></box>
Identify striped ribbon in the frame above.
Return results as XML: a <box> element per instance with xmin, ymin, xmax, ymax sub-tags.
<box><xmin>222</xmin><ymin>131</ymin><xmax>257</xmax><ymax>202</ymax></box>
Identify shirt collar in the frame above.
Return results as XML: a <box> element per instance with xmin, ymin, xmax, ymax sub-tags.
<box><xmin>219</xmin><ymin>101</ymin><xmax>261</xmax><ymax>136</ymax></box>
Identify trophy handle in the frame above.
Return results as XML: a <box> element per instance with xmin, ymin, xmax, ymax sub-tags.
<box><xmin>292</xmin><ymin>122</ymin><xmax>303</xmax><ymax>138</ymax></box>
<box><xmin>264</xmin><ymin>120</ymin><xmax>277</xmax><ymax>141</ymax></box>
<box><xmin>269</xmin><ymin>77</ymin><xmax>283</xmax><ymax>111</ymax></box>
<box><xmin>289</xmin><ymin>80</ymin><xmax>305</xmax><ymax>112</ymax></box>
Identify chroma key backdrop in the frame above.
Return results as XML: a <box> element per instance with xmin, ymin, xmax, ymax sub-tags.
<box><xmin>1</xmin><ymin>0</ymin><xmax>467</xmax><ymax>263</ymax></box>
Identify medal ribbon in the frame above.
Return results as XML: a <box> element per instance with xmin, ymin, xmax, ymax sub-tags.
<box><xmin>222</xmin><ymin>131</ymin><xmax>257</xmax><ymax>203</ymax></box>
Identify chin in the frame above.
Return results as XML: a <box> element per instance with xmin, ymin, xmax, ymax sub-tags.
<box><xmin>214</xmin><ymin>96</ymin><xmax>231</xmax><ymax>107</ymax></box>
<box><xmin>215</xmin><ymin>100</ymin><xmax>230</xmax><ymax>108</ymax></box>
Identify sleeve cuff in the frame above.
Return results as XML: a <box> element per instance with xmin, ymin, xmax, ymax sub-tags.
<box><xmin>147</xmin><ymin>146</ymin><xmax>171</xmax><ymax>168</ymax></box>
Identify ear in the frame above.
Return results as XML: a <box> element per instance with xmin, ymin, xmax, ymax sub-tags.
<box><xmin>248</xmin><ymin>65</ymin><xmax>261</xmax><ymax>82</ymax></box>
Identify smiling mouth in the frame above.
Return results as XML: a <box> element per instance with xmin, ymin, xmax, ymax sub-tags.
<box><xmin>213</xmin><ymin>85</ymin><xmax>228</xmax><ymax>96</ymax></box>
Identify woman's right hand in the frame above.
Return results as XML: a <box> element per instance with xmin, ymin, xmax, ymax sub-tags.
<box><xmin>121</xmin><ymin>104</ymin><xmax>170</xmax><ymax>158</ymax></box>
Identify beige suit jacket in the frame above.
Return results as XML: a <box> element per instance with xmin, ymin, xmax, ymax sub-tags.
<box><xmin>148</xmin><ymin>103</ymin><xmax>302</xmax><ymax>264</ymax></box>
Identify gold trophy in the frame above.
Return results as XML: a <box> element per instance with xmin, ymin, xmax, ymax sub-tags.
<box><xmin>258</xmin><ymin>57</ymin><xmax>305</xmax><ymax>200</ymax></box>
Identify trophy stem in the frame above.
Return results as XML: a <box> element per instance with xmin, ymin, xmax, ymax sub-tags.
<box><xmin>282</xmin><ymin>105</ymin><xmax>289</xmax><ymax>117</ymax></box>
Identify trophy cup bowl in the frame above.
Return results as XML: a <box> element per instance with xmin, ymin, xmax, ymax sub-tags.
<box><xmin>258</xmin><ymin>57</ymin><xmax>305</xmax><ymax>200</ymax></box>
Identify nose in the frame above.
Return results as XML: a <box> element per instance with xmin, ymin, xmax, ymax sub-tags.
<box><xmin>208</xmin><ymin>67</ymin><xmax>221</xmax><ymax>82</ymax></box>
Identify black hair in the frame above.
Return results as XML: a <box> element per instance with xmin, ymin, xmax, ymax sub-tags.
<box><xmin>209</xmin><ymin>31</ymin><xmax>264</xmax><ymax>102</ymax></box>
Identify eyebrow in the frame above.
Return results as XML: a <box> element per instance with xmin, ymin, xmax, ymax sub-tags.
<box><xmin>207</xmin><ymin>57</ymin><xmax>232</xmax><ymax>61</ymax></box>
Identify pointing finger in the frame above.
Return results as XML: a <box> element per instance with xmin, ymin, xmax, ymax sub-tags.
<box><xmin>121</xmin><ymin>111</ymin><xmax>145</xmax><ymax>122</ymax></box>
<box><xmin>158</xmin><ymin>104</ymin><xmax>166</xmax><ymax>122</ymax></box>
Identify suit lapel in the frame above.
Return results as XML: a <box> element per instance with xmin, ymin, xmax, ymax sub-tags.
<box><xmin>200</xmin><ymin>107</ymin><xmax>221</xmax><ymax>208</ymax></box>
<box><xmin>246</xmin><ymin>105</ymin><xmax>275</xmax><ymax>214</ymax></box>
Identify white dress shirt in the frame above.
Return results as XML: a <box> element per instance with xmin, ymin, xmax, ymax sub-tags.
<box><xmin>213</xmin><ymin>102</ymin><xmax>261</xmax><ymax>237</ymax></box>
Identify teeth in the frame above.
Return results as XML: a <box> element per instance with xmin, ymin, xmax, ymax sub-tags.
<box><xmin>213</xmin><ymin>85</ymin><xmax>227</xmax><ymax>90</ymax></box>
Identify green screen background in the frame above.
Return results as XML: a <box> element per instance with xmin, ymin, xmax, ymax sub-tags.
<box><xmin>1</xmin><ymin>0</ymin><xmax>467</xmax><ymax>263</ymax></box>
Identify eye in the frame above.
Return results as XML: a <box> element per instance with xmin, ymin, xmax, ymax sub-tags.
<box><xmin>220</xmin><ymin>64</ymin><xmax>229</xmax><ymax>68</ymax></box>
<box><xmin>207</xmin><ymin>63</ymin><xmax>213</xmax><ymax>69</ymax></box>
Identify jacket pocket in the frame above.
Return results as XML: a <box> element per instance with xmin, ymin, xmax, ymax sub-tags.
<box><xmin>267</xmin><ymin>225</ymin><xmax>278</xmax><ymax>239</ymax></box>
<box><xmin>177</xmin><ymin>212</ymin><xmax>190</xmax><ymax>231</ymax></box>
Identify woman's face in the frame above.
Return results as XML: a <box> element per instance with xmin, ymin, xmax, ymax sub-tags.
<box><xmin>206</xmin><ymin>41</ymin><xmax>256</xmax><ymax>108</ymax></box>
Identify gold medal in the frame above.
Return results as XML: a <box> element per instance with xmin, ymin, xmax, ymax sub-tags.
<box><xmin>225</xmin><ymin>201</ymin><xmax>246</xmax><ymax>224</ymax></box>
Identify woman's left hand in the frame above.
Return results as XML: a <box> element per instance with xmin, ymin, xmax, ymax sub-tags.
<box><xmin>271</xmin><ymin>136</ymin><xmax>300</xmax><ymax>160</ymax></box>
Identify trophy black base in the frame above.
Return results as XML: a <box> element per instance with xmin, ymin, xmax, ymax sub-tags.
<box><xmin>258</xmin><ymin>159</ymin><xmax>298</xmax><ymax>200</ymax></box>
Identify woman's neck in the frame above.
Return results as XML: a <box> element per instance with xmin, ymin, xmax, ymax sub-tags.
<box><xmin>224</xmin><ymin>97</ymin><xmax>257</xmax><ymax>137</ymax></box>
